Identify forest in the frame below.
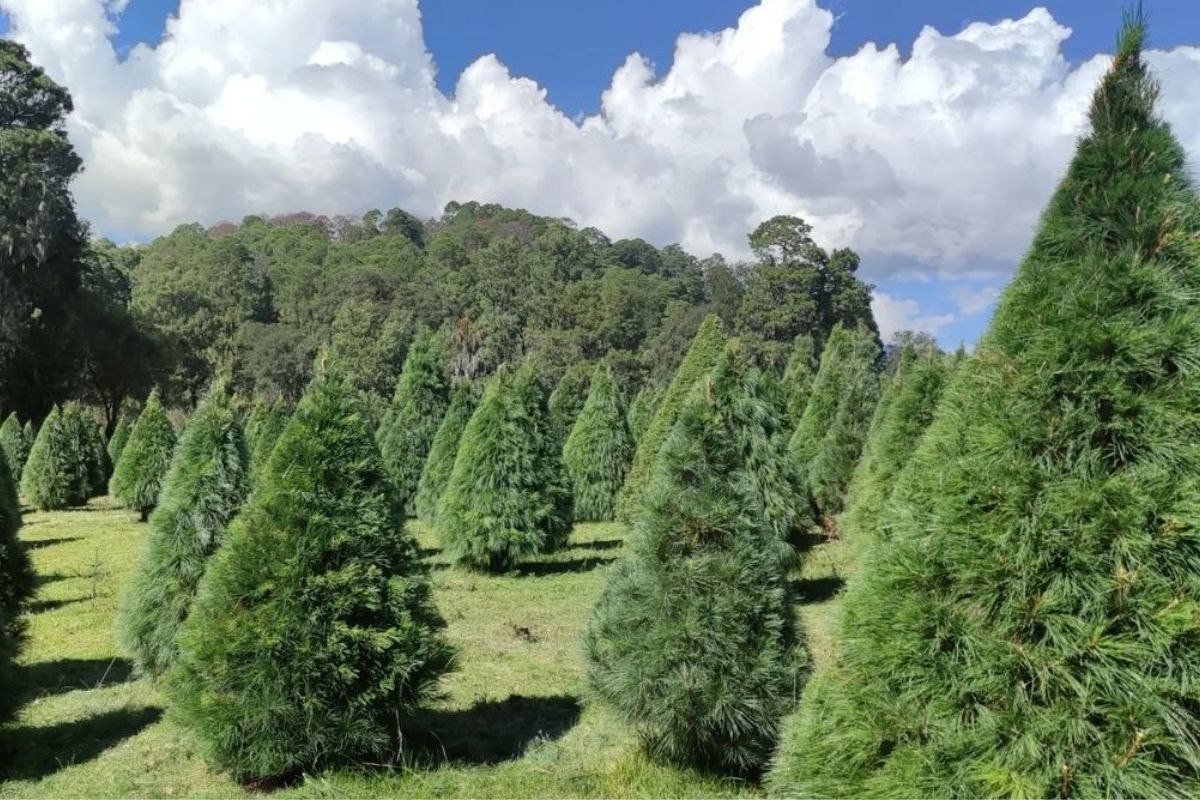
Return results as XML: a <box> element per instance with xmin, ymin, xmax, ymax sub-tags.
<box><xmin>4</xmin><ymin>12</ymin><xmax>1200</xmax><ymax>800</ymax></box>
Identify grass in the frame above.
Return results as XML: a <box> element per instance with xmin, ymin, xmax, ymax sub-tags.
<box><xmin>0</xmin><ymin>498</ymin><xmax>849</xmax><ymax>798</ymax></box>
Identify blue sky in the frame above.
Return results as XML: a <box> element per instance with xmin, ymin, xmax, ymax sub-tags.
<box><xmin>2</xmin><ymin>0</ymin><xmax>1198</xmax><ymax>348</ymax></box>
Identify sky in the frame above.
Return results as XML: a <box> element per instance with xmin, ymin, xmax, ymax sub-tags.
<box><xmin>1</xmin><ymin>0</ymin><xmax>1198</xmax><ymax>348</ymax></box>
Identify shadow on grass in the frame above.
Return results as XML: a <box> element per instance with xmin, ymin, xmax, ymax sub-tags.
<box><xmin>409</xmin><ymin>694</ymin><xmax>581</xmax><ymax>766</ymax></box>
<box><xmin>514</xmin><ymin>556</ymin><xmax>616</xmax><ymax>577</ymax></box>
<box><xmin>18</xmin><ymin>657</ymin><xmax>135</xmax><ymax>700</ymax></box>
<box><xmin>573</xmin><ymin>538</ymin><xmax>624</xmax><ymax>552</ymax></box>
<box><xmin>28</xmin><ymin>596</ymin><xmax>89</xmax><ymax>615</ymax></box>
<box><xmin>34</xmin><ymin>572</ymin><xmax>70</xmax><ymax>589</ymax></box>
<box><xmin>23</xmin><ymin>537</ymin><xmax>83</xmax><ymax>550</ymax></box>
<box><xmin>791</xmin><ymin>576</ymin><xmax>845</xmax><ymax>604</ymax></box>
<box><xmin>0</xmin><ymin>706</ymin><xmax>161</xmax><ymax>781</ymax></box>
<box><xmin>418</xmin><ymin>546</ymin><xmax>443</xmax><ymax>559</ymax></box>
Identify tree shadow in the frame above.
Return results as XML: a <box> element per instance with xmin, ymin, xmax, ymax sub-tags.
<box><xmin>791</xmin><ymin>576</ymin><xmax>845</xmax><ymax>604</ymax></box>
<box><xmin>408</xmin><ymin>694</ymin><xmax>581</xmax><ymax>766</ymax></box>
<box><xmin>514</xmin><ymin>556</ymin><xmax>616</xmax><ymax>577</ymax></box>
<box><xmin>23</xmin><ymin>537</ymin><xmax>83</xmax><ymax>550</ymax></box>
<box><xmin>417</xmin><ymin>546</ymin><xmax>442</xmax><ymax>559</ymax></box>
<box><xmin>790</xmin><ymin>531</ymin><xmax>829</xmax><ymax>552</ymax></box>
<box><xmin>17</xmin><ymin>657</ymin><xmax>135</xmax><ymax>700</ymax></box>
<box><xmin>573</xmin><ymin>538</ymin><xmax>624</xmax><ymax>552</ymax></box>
<box><xmin>34</xmin><ymin>572</ymin><xmax>70</xmax><ymax>589</ymax></box>
<box><xmin>0</xmin><ymin>706</ymin><xmax>162</xmax><ymax>781</ymax></box>
<box><xmin>29</xmin><ymin>596</ymin><xmax>89</xmax><ymax>614</ymax></box>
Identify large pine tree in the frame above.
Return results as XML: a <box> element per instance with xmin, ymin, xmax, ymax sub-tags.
<box><xmin>166</xmin><ymin>375</ymin><xmax>454</xmax><ymax>782</ymax></box>
<box><xmin>626</xmin><ymin>384</ymin><xmax>664</xmax><ymax>444</ymax></box>
<box><xmin>110</xmin><ymin>391</ymin><xmax>176</xmax><ymax>520</ymax></box>
<box><xmin>770</xmin><ymin>21</ymin><xmax>1200</xmax><ymax>798</ymax></box>
<box><xmin>117</xmin><ymin>391</ymin><xmax>250</xmax><ymax>678</ymax></box>
<box><xmin>585</xmin><ymin>340</ymin><xmax>804</xmax><ymax>773</ymax></box>
<box><xmin>616</xmin><ymin>314</ymin><xmax>726</xmax><ymax>522</ymax></box>
<box><xmin>245</xmin><ymin>400</ymin><xmax>289</xmax><ymax>483</ymax></box>
<box><xmin>437</xmin><ymin>361</ymin><xmax>571</xmax><ymax>571</ymax></box>
<box><xmin>106</xmin><ymin>416</ymin><xmax>131</xmax><ymax>467</ymax></box>
<box><xmin>563</xmin><ymin>362</ymin><xmax>634</xmax><ymax>522</ymax></box>
<box><xmin>0</xmin><ymin>445</ymin><xmax>33</xmax><ymax>724</ymax></box>
<box><xmin>414</xmin><ymin>383</ymin><xmax>478</xmax><ymax>522</ymax></box>
<box><xmin>547</xmin><ymin>362</ymin><xmax>592</xmax><ymax>447</ymax></box>
<box><xmin>781</xmin><ymin>334</ymin><xmax>818</xmax><ymax>427</ymax></box>
<box><xmin>20</xmin><ymin>406</ymin><xmax>88</xmax><ymax>510</ymax></box>
<box><xmin>379</xmin><ymin>330</ymin><xmax>449</xmax><ymax>515</ymax></box>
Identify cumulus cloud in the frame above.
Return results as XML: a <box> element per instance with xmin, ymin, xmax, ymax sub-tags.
<box><xmin>871</xmin><ymin>291</ymin><xmax>956</xmax><ymax>342</ymax></box>
<box><xmin>3</xmin><ymin>0</ymin><xmax>1199</xmax><ymax>286</ymax></box>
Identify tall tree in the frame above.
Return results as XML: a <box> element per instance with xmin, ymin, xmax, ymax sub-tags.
<box><xmin>586</xmin><ymin>340</ymin><xmax>804</xmax><ymax>773</ymax></box>
<box><xmin>626</xmin><ymin>384</ymin><xmax>664</xmax><ymax>444</ymax></box>
<box><xmin>770</xmin><ymin>21</ymin><xmax>1200</xmax><ymax>797</ymax></box>
<box><xmin>110</xmin><ymin>391</ymin><xmax>177</xmax><ymax>520</ymax></box>
<box><xmin>781</xmin><ymin>334</ymin><xmax>818</xmax><ymax>427</ymax></box>
<box><xmin>547</xmin><ymin>362</ymin><xmax>592</xmax><ymax>447</ymax></box>
<box><xmin>20</xmin><ymin>406</ymin><xmax>88</xmax><ymax>510</ymax></box>
<box><xmin>379</xmin><ymin>330</ymin><xmax>449</xmax><ymax>515</ymax></box>
<box><xmin>414</xmin><ymin>384</ymin><xmax>478</xmax><ymax>522</ymax></box>
<box><xmin>563</xmin><ymin>362</ymin><xmax>634</xmax><ymax>522</ymax></box>
<box><xmin>167</xmin><ymin>375</ymin><xmax>454</xmax><ymax>782</ymax></box>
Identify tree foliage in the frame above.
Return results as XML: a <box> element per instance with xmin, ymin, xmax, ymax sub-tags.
<box><xmin>0</xmin><ymin>412</ymin><xmax>30</xmax><ymax>483</ymax></box>
<box><xmin>616</xmin><ymin>314</ymin><xmax>726</xmax><ymax>522</ymax></box>
<box><xmin>166</xmin><ymin>375</ymin><xmax>454</xmax><ymax>782</ymax></box>
<box><xmin>563</xmin><ymin>362</ymin><xmax>633</xmax><ymax>522</ymax></box>
<box><xmin>547</xmin><ymin>362</ymin><xmax>592</xmax><ymax>446</ymax></box>
<box><xmin>414</xmin><ymin>384</ymin><xmax>478</xmax><ymax>522</ymax></box>
<box><xmin>437</xmin><ymin>361</ymin><xmax>571</xmax><ymax>571</ymax></box>
<box><xmin>770</xmin><ymin>23</ymin><xmax>1200</xmax><ymax>797</ymax></box>
<box><xmin>781</xmin><ymin>334</ymin><xmax>818</xmax><ymax>427</ymax></box>
<box><xmin>626</xmin><ymin>384</ymin><xmax>664</xmax><ymax>444</ymax></box>
<box><xmin>106</xmin><ymin>416</ymin><xmax>131</xmax><ymax>466</ymax></box>
<box><xmin>110</xmin><ymin>391</ymin><xmax>176</xmax><ymax>519</ymax></box>
<box><xmin>20</xmin><ymin>406</ymin><xmax>88</xmax><ymax>510</ymax></box>
<box><xmin>0</xmin><ymin>445</ymin><xmax>33</xmax><ymax>724</ymax></box>
<box><xmin>378</xmin><ymin>330</ymin><xmax>449</xmax><ymax>515</ymax></box>
<box><xmin>585</xmin><ymin>340</ymin><xmax>804</xmax><ymax>773</ymax></box>
<box><xmin>244</xmin><ymin>400</ymin><xmax>289</xmax><ymax>483</ymax></box>
<box><xmin>117</xmin><ymin>391</ymin><xmax>250</xmax><ymax>679</ymax></box>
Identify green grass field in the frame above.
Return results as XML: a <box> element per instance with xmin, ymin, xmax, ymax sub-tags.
<box><xmin>0</xmin><ymin>499</ymin><xmax>847</xmax><ymax>798</ymax></box>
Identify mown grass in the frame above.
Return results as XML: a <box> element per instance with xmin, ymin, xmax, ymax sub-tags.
<box><xmin>0</xmin><ymin>498</ymin><xmax>847</xmax><ymax>798</ymax></box>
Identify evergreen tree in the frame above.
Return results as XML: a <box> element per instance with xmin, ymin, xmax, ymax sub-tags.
<box><xmin>414</xmin><ymin>384</ymin><xmax>478</xmax><ymax>522</ymax></box>
<box><xmin>770</xmin><ymin>22</ymin><xmax>1200</xmax><ymax>798</ymax></box>
<box><xmin>626</xmin><ymin>384</ymin><xmax>664</xmax><ymax>444</ymax></box>
<box><xmin>781</xmin><ymin>334</ymin><xmax>818</xmax><ymax>427</ymax></box>
<box><xmin>246</xmin><ymin>401</ymin><xmax>288</xmax><ymax>482</ymax></box>
<box><xmin>60</xmin><ymin>403</ymin><xmax>109</xmax><ymax>497</ymax></box>
<box><xmin>106</xmin><ymin>416</ymin><xmax>131</xmax><ymax>469</ymax></box>
<box><xmin>547</xmin><ymin>362</ymin><xmax>591</xmax><ymax>446</ymax></box>
<box><xmin>838</xmin><ymin>339</ymin><xmax>952</xmax><ymax>552</ymax></box>
<box><xmin>438</xmin><ymin>361</ymin><xmax>571</xmax><ymax>571</ymax></box>
<box><xmin>788</xmin><ymin>325</ymin><xmax>881</xmax><ymax>527</ymax></box>
<box><xmin>0</xmin><ymin>447</ymin><xmax>33</xmax><ymax>724</ymax></box>
<box><xmin>0</xmin><ymin>412</ymin><xmax>29</xmax><ymax>483</ymax></box>
<box><xmin>378</xmin><ymin>330</ymin><xmax>449</xmax><ymax>515</ymax></box>
<box><xmin>110</xmin><ymin>391</ymin><xmax>176</xmax><ymax>520</ymax></box>
<box><xmin>20</xmin><ymin>406</ymin><xmax>88</xmax><ymax>510</ymax></box>
<box><xmin>617</xmin><ymin>314</ymin><xmax>726</xmax><ymax>522</ymax></box>
<box><xmin>563</xmin><ymin>362</ymin><xmax>634</xmax><ymax>522</ymax></box>
<box><xmin>117</xmin><ymin>391</ymin><xmax>250</xmax><ymax>678</ymax></box>
<box><xmin>166</xmin><ymin>375</ymin><xmax>454</xmax><ymax>782</ymax></box>
<box><xmin>585</xmin><ymin>340</ymin><xmax>804</xmax><ymax>773</ymax></box>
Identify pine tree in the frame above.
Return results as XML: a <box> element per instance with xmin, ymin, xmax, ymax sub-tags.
<box><xmin>20</xmin><ymin>406</ymin><xmax>89</xmax><ymax>510</ymax></box>
<box><xmin>617</xmin><ymin>314</ymin><xmax>726</xmax><ymax>522</ymax></box>
<box><xmin>0</xmin><ymin>412</ymin><xmax>29</xmax><ymax>483</ymax></box>
<box><xmin>548</xmin><ymin>363</ymin><xmax>591</xmax><ymax>446</ymax></box>
<box><xmin>106</xmin><ymin>416</ymin><xmax>131</xmax><ymax>470</ymax></box>
<box><xmin>60</xmin><ymin>404</ymin><xmax>108</xmax><ymax>498</ymax></box>
<box><xmin>781</xmin><ymin>334</ymin><xmax>818</xmax><ymax>427</ymax></box>
<box><xmin>379</xmin><ymin>330</ymin><xmax>449</xmax><ymax>515</ymax></box>
<box><xmin>563</xmin><ymin>362</ymin><xmax>634</xmax><ymax>522</ymax></box>
<box><xmin>0</xmin><ymin>447</ymin><xmax>34</xmax><ymax>724</ymax></box>
<box><xmin>117</xmin><ymin>391</ymin><xmax>250</xmax><ymax>678</ymax></box>
<box><xmin>626</xmin><ymin>384</ymin><xmax>664</xmax><ymax>444</ymax></box>
<box><xmin>437</xmin><ymin>361</ymin><xmax>572</xmax><ymax>571</ymax></box>
<box><xmin>838</xmin><ymin>339</ymin><xmax>952</xmax><ymax>553</ymax></box>
<box><xmin>245</xmin><ymin>401</ymin><xmax>289</xmax><ymax>482</ymax></box>
<box><xmin>166</xmin><ymin>375</ymin><xmax>454</xmax><ymax>782</ymax></box>
<box><xmin>788</xmin><ymin>325</ymin><xmax>882</xmax><ymax>527</ymax></box>
<box><xmin>414</xmin><ymin>384</ymin><xmax>478</xmax><ymax>522</ymax></box>
<box><xmin>110</xmin><ymin>391</ymin><xmax>176</xmax><ymax>520</ymax></box>
<box><xmin>585</xmin><ymin>340</ymin><xmax>804</xmax><ymax>773</ymax></box>
<box><xmin>770</xmin><ymin>22</ymin><xmax>1200</xmax><ymax>798</ymax></box>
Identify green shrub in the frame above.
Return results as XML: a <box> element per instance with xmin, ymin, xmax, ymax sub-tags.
<box><xmin>838</xmin><ymin>339</ymin><xmax>952</xmax><ymax>551</ymax></box>
<box><xmin>547</xmin><ymin>362</ymin><xmax>591</xmax><ymax>446</ymax></box>
<box><xmin>563</xmin><ymin>362</ymin><xmax>633</xmax><ymax>522</ymax></box>
<box><xmin>788</xmin><ymin>325</ymin><xmax>881</xmax><ymax>525</ymax></box>
<box><xmin>781</xmin><ymin>334</ymin><xmax>818</xmax><ymax>427</ymax></box>
<box><xmin>585</xmin><ymin>340</ymin><xmax>804</xmax><ymax>773</ymax></box>
<box><xmin>414</xmin><ymin>384</ymin><xmax>478</xmax><ymax>522</ymax></box>
<box><xmin>616</xmin><ymin>314</ymin><xmax>725</xmax><ymax>522</ymax></box>
<box><xmin>437</xmin><ymin>361</ymin><xmax>571</xmax><ymax>571</ymax></box>
<box><xmin>20</xmin><ymin>406</ymin><xmax>89</xmax><ymax>510</ymax></box>
<box><xmin>0</xmin><ymin>448</ymin><xmax>34</xmax><ymax>724</ymax></box>
<box><xmin>769</xmin><ymin>22</ymin><xmax>1200</xmax><ymax>798</ymax></box>
<box><xmin>110</xmin><ymin>391</ymin><xmax>177</xmax><ymax>520</ymax></box>
<box><xmin>379</xmin><ymin>330</ymin><xmax>449</xmax><ymax>515</ymax></box>
<box><xmin>626</xmin><ymin>384</ymin><xmax>664</xmax><ymax>444</ymax></box>
<box><xmin>117</xmin><ymin>391</ymin><xmax>250</xmax><ymax>678</ymax></box>
<box><xmin>0</xmin><ymin>413</ymin><xmax>30</xmax><ymax>483</ymax></box>
<box><xmin>166</xmin><ymin>375</ymin><xmax>454</xmax><ymax>783</ymax></box>
<box><xmin>106</xmin><ymin>417</ymin><xmax>131</xmax><ymax>469</ymax></box>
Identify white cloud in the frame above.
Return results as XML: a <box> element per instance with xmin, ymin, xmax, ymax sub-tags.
<box><xmin>950</xmin><ymin>284</ymin><xmax>1002</xmax><ymax>316</ymax></box>
<box><xmin>2</xmin><ymin>0</ymin><xmax>1199</xmax><ymax>279</ymax></box>
<box><xmin>871</xmin><ymin>291</ymin><xmax>955</xmax><ymax>342</ymax></box>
